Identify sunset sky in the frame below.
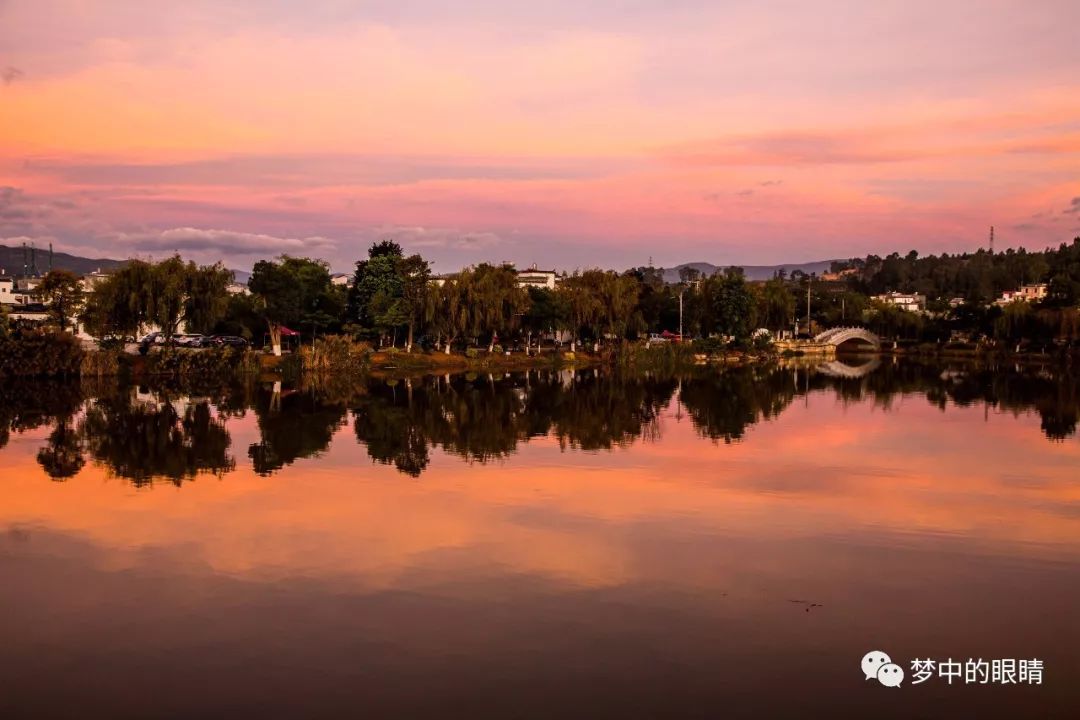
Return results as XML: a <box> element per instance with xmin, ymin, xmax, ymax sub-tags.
<box><xmin>2</xmin><ymin>0</ymin><xmax>1079</xmax><ymax>273</ymax></box>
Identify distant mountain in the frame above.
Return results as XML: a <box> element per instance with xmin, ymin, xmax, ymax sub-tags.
<box><xmin>0</xmin><ymin>245</ymin><xmax>250</xmax><ymax>283</ymax></box>
<box><xmin>661</xmin><ymin>260</ymin><xmax>838</xmax><ymax>283</ymax></box>
<box><xmin>0</xmin><ymin>244</ymin><xmax>126</xmax><ymax>277</ymax></box>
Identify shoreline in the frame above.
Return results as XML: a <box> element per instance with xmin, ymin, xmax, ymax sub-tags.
<box><xmin>3</xmin><ymin>339</ymin><xmax>1078</xmax><ymax>382</ymax></box>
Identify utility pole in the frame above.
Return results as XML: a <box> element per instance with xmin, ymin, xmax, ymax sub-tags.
<box><xmin>989</xmin><ymin>226</ymin><xmax>994</xmax><ymax>255</ymax></box>
<box><xmin>806</xmin><ymin>278</ymin><xmax>811</xmax><ymax>336</ymax></box>
<box><xmin>678</xmin><ymin>288</ymin><xmax>684</xmax><ymax>340</ymax></box>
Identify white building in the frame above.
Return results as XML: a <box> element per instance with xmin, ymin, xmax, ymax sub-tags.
<box><xmin>873</xmin><ymin>291</ymin><xmax>926</xmax><ymax>313</ymax></box>
<box><xmin>0</xmin><ymin>275</ymin><xmax>17</xmax><ymax>305</ymax></box>
<box><xmin>995</xmin><ymin>283</ymin><xmax>1047</xmax><ymax>307</ymax></box>
<box><xmin>330</xmin><ymin>273</ymin><xmax>352</xmax><ymax>287</ymax></box>
<box><xmin>226</xmin><ymin>282</ymin><xmax>251</xmax><ymax>296</ymax></box>
<box><xmin>515</xmin><ymin>267</ymin><xmax>560</xmax><ymax>290</ymax></box>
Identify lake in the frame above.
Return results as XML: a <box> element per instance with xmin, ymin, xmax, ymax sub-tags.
<box><xmin>1</xmin><ymin>360</ymin><xmax>1078</xmax><ymax>718</ymax></box>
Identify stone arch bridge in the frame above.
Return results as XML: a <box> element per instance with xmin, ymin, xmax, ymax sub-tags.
<box><xmin>813</xmin><ymin>326</ymin><xmax>882</xmax><ymax>350</ymax></box>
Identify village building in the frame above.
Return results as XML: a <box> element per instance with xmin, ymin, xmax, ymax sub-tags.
<box><xmin>873</xmin><ymin>291</ymin><xmax>926</xmax><ymax>313</ymax></box>
<box><xmin>515</xmin><ymin>267</ymin><xmax>560</xmax><ymax>290</ymax></box>
<box><xmin>994</xmin><ymin>283</ymin><xmax>1047</xmax><ymax>306</ymax></box>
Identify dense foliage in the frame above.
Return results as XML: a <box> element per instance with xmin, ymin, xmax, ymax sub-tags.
<box><xmin>0</xmin><ymin>328</ymin><xmax>84</xmax><ymax>377</ymax></box>
<box><xmin>81</xmin><ymin>255</ymin><xmax>232</xmax><ymax>341</ymax></box>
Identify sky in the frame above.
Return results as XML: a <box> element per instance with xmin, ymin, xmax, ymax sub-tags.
<box><xmin>2</xmin><ymin>0</ymin><xmax>1080</xmax><ymax>273</ymax></box>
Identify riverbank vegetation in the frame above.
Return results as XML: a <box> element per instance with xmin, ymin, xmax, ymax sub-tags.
<box><xmin>5</xmin><ymin>236</ymin><xmax>1080</xmax><ymax>378</ymax></box>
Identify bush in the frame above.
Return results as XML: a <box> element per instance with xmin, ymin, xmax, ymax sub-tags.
<box><xmin>0</xmin><ymin>329</ymin><xmax>85</xmax><ymax>377</ymax></box>
<box><xmin>491</xmin><ymin>344</ymin><xmax>504</xmax><ymax>354</ymax></box>
<box><xmin>145</xmin><ymin>347</ymin><xmax>259</xmax><ymax>377</ymax></box>
<box><xmin>302</xmin><ymin>336</ymin><xmax>371</xmax><ymax>375</ymax></box>
<box><xmin>465</xmin><ymin>348</ymin><xmax>480</xmax><ymax>359</ymax></box>
<box><xmin>694</xmin><ymin>337</ymin><xmax>727</xmax><ymax>355</ymax></box>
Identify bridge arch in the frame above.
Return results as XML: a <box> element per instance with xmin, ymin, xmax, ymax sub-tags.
<box><xmin>813</xmin><ymin>326</ymin><xmax>881</xmax><ymax>350</ymax></box>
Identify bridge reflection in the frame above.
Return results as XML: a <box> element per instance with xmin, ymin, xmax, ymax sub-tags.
<box><xmin>815</xmin><ymin>358</ymin><xmax>881</xmax><ymax>379</ymax></box>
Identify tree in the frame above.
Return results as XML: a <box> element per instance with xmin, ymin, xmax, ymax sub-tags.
<box><xmin>557</xmin><ymin>274</ymin><xmax>602</xmax><ymax>351</ymax></box>
<box><xmin>81</xmin><ymin>257</ymin><xmax>230</xmax><ymax>343</ymax></box>
<box><xmin>522</xmin><ymin>286</ymin><xmax>569</xmax><ymax>350</ymax></box>
<box><xmin>468</xmin><ymin>263</ymin><xmax>529</xmax><ymax>351</ymax></box>
<box><xmin>183</xmin><ymin>263</ymin><xmax>233</xmax><ymax>334</ymax></box>
<box><xmin>398</xmin><ymin>253</ymin><xmax>431</xmax><ymax>351</ymax></box>
<box><xmin>755</xmin><ymin>277</ymin><xmax>795</xmax><ymax>331</ymax></box>
<box><xmin>430</xmin><ymin>274</ymin><xmax>470</xmax><ymax>354</ymax></box>
<box><xmin>249</xmin><ymin>256</ymin><xmax>335</xmax><ymax>355</ymax></box>
<box><xmin>39</xmin><ymin>270</ymin><xmax>85</xmax><ymax>333</ymax></box>
<box><xmin>82</xmin><ymin>259</ymin><xmax>154</xmax><ymax>341</ymax></box>
<box><xmin>701</xmin><ymin>267</ymin><xmax>755</xmax><ymax>340</ymax></box>
<box><xmin>345</xmin><ymin>241</ymin><xmax>429</xmax><ymax>348</ymax></box>
<box><xmin>146</xmin><ymin>255</ymin><xmax>190</xmax><ymax>342</ymax></box>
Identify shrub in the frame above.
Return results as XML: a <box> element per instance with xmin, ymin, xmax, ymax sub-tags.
<box><xmin>144</xmin><ymin>347</ymin><xmax>260</xmax><ymax>378</ymax></box>
<box><xmin>302</xmin><ymin>336</ymin><xmax>371</xmax><ymax>375</ymax></box>
<box><xmin>694</xmin><ymin>337</ymin><xmax>727</xmax><ymax>355</ymax></box>
<box><xmin>491</xmin><ymin>344</ymin><xmax>504</xmax><ymax>354</ymax></box>
<box><xmin>465</xmin><ymin>348</ymin><xmax>480</xmax><ymax>359</ymax></box>
<box><xmin>0</xmin><ymin>329</ymin><xmax>84</xmax><ymax>378</ymax></box>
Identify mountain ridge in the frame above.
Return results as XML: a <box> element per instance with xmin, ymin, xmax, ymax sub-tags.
<box><xmin>0</xmin><ymin>245</ymin><xmax>252</xmax><ymax>282</ymax></box>
<box><xmin>660</xmin><ymin>260</ymin><xmax>837</xmax><ymax>283</ymax></box>
<box><xmin>0</xmin><ymin>244</ymin><xmax>835</xmax><ymax>285</ymax></box>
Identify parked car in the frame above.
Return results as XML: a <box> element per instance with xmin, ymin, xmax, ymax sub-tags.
<box><xmin>138</xmin><ymin>332</ymin><xmax>165</xmax><ymax>345</ymax></box>
<box><xmin>210</xmin><ymin>335</ymin><xmax>249</xmax><ymax>348</ymax></box>
<box><xmin>175</xmin><ymin>334</ymin><xmax>211</xmax><ymax>348</ymax></box>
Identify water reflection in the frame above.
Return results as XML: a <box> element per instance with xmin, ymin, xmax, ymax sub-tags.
<box><xmin>80</xmin><ymin>390</ymin><xmax>235</xmax><ymax>485</ymax></box>
<box><xmin>353</xmin><ymin>372</ymin><xmax>679</xmax><ymax>476</ymax></box>
<box><xmin>248</xmin><ymin>384</ymin><xmax>349</xmax><ymax>475</ymax></box>
<box><xmin>0</xmin><ymin>360</ymin><xmax>1077</xmax><ymax>484</ymax></box>
<box><xmin>2</xmin><ymin>361</ymin><xmax>1079</xmax><ymax>718</ymax></box>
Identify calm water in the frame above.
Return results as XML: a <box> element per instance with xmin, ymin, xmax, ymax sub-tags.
<box><xmin>1</xmin><ymin>360</ymin><xmax>1078</xmax><ymax>718</ymax></box>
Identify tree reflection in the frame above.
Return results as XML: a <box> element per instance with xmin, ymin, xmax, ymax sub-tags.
<box><xmin>352</xmin><ymin>371</ymin><xmax>679</xmax><ymax>473</ymax></box>
<box><xmin>248</xmin><ymin>384</ymin><xmax>348</xmax><ymax>475</ymax></box>
<box><xmin>0</xmin><ymin>382</ymin><xmax>85</xmax><ymax>452</ymax></box>
<box><xmin>1</xmin><ymin>359</ymin><xmax>1078</xmax><ymax>484</ymax></box>
<box><xmin>80</xmin><ymin>390</ymin><xmax>234</xmax><ymax>486</ymax></box>
<box><xmin>678</xmin><ymin>367</ymin><xmax>798</xmax><ymax>443</ymax></box>
<box><xmin>36</xmin><ymin>416</ymin><xmax>85</xmax><ymax>480</ymax></box>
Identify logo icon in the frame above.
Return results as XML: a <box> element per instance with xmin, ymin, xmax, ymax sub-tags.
<box><xmin>862</xmin><ymin>650</ymin><xmax>903</xmax><ymax>687</ymax></box>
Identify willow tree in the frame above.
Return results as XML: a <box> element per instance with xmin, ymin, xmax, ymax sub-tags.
<box><xmin>557</xmin><ymin>273</ymin><xmax>603</xmax><ymax>352</ymax></box>
<box><xmin>598</xmin><ymin>271</ymin><xmax>641</xmax><ymax>345</ymax></box>
<box><xmin>82</xmin><ymin>259</ymin><xmax>154</xmax><ymax>340</ymax></box>
<box><xmin>431</xmin><ymin>273</ymin><xmax>471</xmax><ymax>354</ymax></box>
<box><xmin>81</xmin><ymin>257</ymin><xmax>230</xmax><ymax>343</ymax></box>
<box><xmin>467</xmin><ymin>263</ymin><xmax>529</xmax><ymax>351</ymax></box>
<box><xmin>755</xmin><ymin>277</ymin><xmax>795</xmax><ymax>331</ymax></box>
